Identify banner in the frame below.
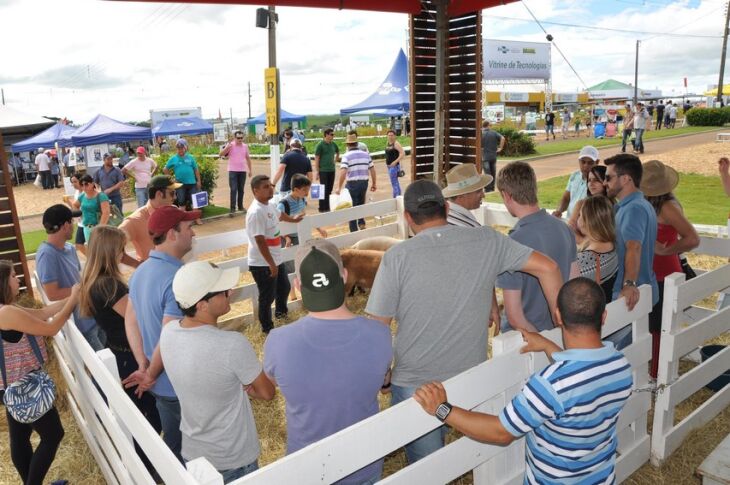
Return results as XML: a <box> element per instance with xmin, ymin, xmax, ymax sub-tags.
<box><xmin>484</xmin><ymin>39</ymin><xmax>550</xmax><ymax>81</ymax></box>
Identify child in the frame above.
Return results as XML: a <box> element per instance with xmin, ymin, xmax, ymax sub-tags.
<box><xmin>278</xmin><ymin>174</ymin><xmax>328</xmax><ymax>300</ymax></box>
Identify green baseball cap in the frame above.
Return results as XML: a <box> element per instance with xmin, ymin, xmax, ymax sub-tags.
<box><xmin>295</xmin><ymin>240</ymin><xmax>346</xmax><ymax>312</ymax></box>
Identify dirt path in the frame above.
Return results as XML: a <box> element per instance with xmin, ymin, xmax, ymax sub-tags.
<box><xmin>14</xmin><ymin>129</ymin><xmax>725</xmax><ymax>233</ymax></box>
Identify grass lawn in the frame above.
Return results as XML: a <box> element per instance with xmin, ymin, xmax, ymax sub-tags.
<box><xmin>504</xmin><ymin>126</ymin><xmax>721</xmax><ymax>160</ymax></box>
<box><xmin>22</xmin><ymin>204</ymin><xmax>230</xmax><ymax>255</ymax></box>
<box><xmin>485</xmin><ymin>172</ymin><xmax>727</xmax><ymax>226</ymax></box>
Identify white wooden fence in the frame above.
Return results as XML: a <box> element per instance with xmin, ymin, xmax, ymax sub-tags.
<box><xmin>30</xmin><ymin>200</ymin><xmax>730</xmax><ymax>484</ymax></box>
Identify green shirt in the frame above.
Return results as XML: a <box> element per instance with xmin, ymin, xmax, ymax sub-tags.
<box><xmin>78</xmin><ymin>192</ymin><xmax>110</xmax><ymax>226</ymax></box>
<box><xmin>314</xmin><ymin>140</ymin><xmax>339</xmax><ymax>172</ymax></box>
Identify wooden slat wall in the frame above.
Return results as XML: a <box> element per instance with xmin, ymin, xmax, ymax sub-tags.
<box><xmin>0</xmin><ymin>132</ymin><xmax>33</xmax><ymax>297</ymax></box>
<box><xmin>409</xmin><ymin>2</ymin><xmax>482</xmax><ymax>180</ymax></box>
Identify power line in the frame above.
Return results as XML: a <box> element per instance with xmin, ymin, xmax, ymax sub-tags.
<box><xmin>484</xmin><ymin>14</ymin><xmax>723</xmax><ymax>39</ymax></box>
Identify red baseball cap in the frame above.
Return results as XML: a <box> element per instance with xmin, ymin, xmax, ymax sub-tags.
<box><xmin>136</xmin><ymin>146</ymin><xmax>146</xmax><ymax>154</ymax></box>
<box><xmin>148</xmin><ymin>206</ymin><xmax>201</xmax><ymax>238</ymax></box>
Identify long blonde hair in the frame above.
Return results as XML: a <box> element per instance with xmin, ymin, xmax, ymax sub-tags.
<box><xmin>579</xmin><ymin>195</ymin><xmax>616</xmax><ymax>249</ymax></box>
<box><xmin>79</xmin><ymin>226</ymin><xmax>127</xmax><ymax>317</ymax></box>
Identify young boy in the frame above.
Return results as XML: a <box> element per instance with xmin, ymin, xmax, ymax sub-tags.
<box><xmin>278</xmin><ymin>174</ymin><xmax>327</xmax><ymax>300</ymax></box>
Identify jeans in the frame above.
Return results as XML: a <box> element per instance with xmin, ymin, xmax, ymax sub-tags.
<box><xmin>82</xmin><ymin>325</ymin><xmax>107</xmax><ymax>352</ymax></box>
<box><xmin>621</xmin><ymin>128</ymin><xmax>634</xmax><ymax>152</ymax></box>
<box><xmin>634</xmin><ymin>128</ymin><xmax>645</xmax><ymax>153</ymax></box>
<box><xmin>220</xmin><ymin>460</ymin><xmax>258</xmax><ymax>483</ymax></box>
<box><xmin>482</xmin><ymin>158</ymin><xmax>496</xmax><ymax>192</ymax></box>
<box><xmin>152</xmin><ymin>393</ymin><xmax>183</xmax><ymax>463</ymax></box>
<box><xmin>108</xmin><ymin>192</ymin><xmax>123</xmax><ymax>214</ymax></box>
<box><xmin>545</xmin><ymin>124</ymin><xmax>554</xmax><ymax>137</ymax></box>
<box><xmin>388</xmin><ymin>164</ymin><xmax>402</xmax><ymax>198</ymax></box>
<box><xmin>346</xmin><ymin>180</ymin><xmax>368</xmax><ymax>232</ymax></box>
<box><xmin>250</xmin><ymin>264</ymin><xmax>290</xmax><ymax>333</ymax></box>
<box><xmin>319</xmin><ymin>171</ymin><xmax>335</xmax><ymax>212</ymax></box>
<box><xmin>135</xmin><ymin>188</ymin><xmax>149</xmax><ymax>208</ymax></box>
<box><xmin>5</xmin><ymin>406</ymin><xmax>64</xmax><ymax>485</ymax></box>
<box><xmin>391</xmin><ymin>384</ymin><xmax>447</xmax><ymax>463</ymax></box>
<box><xmin>229</xmin><ymin>171</ymin><xmax>247</xmax><ymax>211</ymax></box>
<box><xmin>39</xmin><ymin>170</ymin><xmax>52</xmax><ymax>190</ymax></box>
<box><xmin>176</xmin><ymin>184</ymin><xmax>197</xmax><ymax>210</ymax></box>
<box><xmin>655</xmin><ymin>115</ymin><xmax>663</xmax><ymax>130</ymax></box>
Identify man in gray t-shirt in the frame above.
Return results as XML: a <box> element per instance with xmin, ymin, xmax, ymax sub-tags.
<box><xmin>161</xmin><ymin>261</ymin><xmax>275</xmax><ymax>481</ymax></box>
<box><xmin>366</xmin><ymin>180</ymin><xmax>563</xmax><ymax>464</ymax></box>
<box><xmin>480</xmin><ymin>121</ymin><xmax>505</xmax><ymax>192</ymax></box>
<box><xmin>496</xmin><ymin>162</ymin><xmax>577</xmax><ymax>333</ymax></box>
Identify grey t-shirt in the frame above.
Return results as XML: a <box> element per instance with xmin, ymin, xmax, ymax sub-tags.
<box><xmin>497</xmin><ymin>209</ymin><xmax>577</xmax><ymax>332</ymax></box>
<box><xmin>366</xmin><ymin>224</ymin><xmax>532</xmax><ymax>387</ymax></box>
<box><xmin>481</xmin><ymin>129</ymin><xmax>504</xmax><ymax>160</ymax></box>
<box><xmin>160</xmin><ymin>321</ymin><xmax>262</xmax><ymax>470</ymax></box>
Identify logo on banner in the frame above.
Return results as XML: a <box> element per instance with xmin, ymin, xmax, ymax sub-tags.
<box><xmin>377</xmin><ymin>82</ymin><xmax>402</xmax><ymax>95</ymax></box>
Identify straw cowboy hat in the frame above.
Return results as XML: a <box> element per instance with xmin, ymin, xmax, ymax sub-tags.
<box><xmin>640</xmin><ymin>160</ymin><xmax>679</xmax><ymax>196</ymax></box>
<box><xmin>441</xmin><ymin>163</ymin><xmax>493</xmax><ymax>198</ymax></box>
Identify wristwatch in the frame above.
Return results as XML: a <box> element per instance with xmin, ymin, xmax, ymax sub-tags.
<box><xmin>623</xmin><ymin>279</ymin><xmax>637</xmax><ymax>288</ymax></box>
<box><xmin>435</xmin><ymin>402</ymin><xmax>453</xmax><ymax>422</ymax></box>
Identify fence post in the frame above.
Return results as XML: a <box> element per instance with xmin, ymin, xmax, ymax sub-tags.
<box><xmin>186</xmin><ymin>457</ymin><xmax>223</xmax><ymax>485</ymax></box>
<box><xmin>97</xmin><ymin>348</ymin><xmax>134</xmax><ymax>445</ymax></box>
<box><xmin>395</xmin><ymin>196</ymin><xmax>409</xmax><ymax>239</ymax></box>
<box><xmin>651</xmin><ymin>272</ymin><xmax>685</xmax><ymax>465</ymax></box>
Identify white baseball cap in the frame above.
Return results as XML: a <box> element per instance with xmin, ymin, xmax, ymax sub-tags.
<box><xmin>578</xmin><ymin>145</ymin><xmax>599</xmax><ymax>162</ymax></box>
<box><xmin>173</xmin><ymin>261</ymin><xmax>239</xmax><ymax>309</ymax></box>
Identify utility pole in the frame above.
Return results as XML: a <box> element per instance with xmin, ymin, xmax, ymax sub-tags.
<box><xmin>247</xmin><ymin>81</ymin><xmax>252</xmax><ymax>119</ymax></box>
<box><xmin>1</xmin><ymin>88</ymin><xmax>5</xmax><ymax>106</ymax></box>
<box><xmin>717</xmin><ymin>1</ymin><xmax>730</xmax><ymax>104</ymax></box>
<box><xmin>633</xmin><ymin>40</ymin><xmax>640</xmax><ymax>106</ymax></box>
<box><xmin>267</xmin><ymin>5</ymin><xmax>280</xmax><ymax>178</ymax></box>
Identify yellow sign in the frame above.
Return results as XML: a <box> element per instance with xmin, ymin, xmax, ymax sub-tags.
<box><xmin>264</xmin><ymin>67</ymin><xmax>279</xmax><ymax>135</ymax></box>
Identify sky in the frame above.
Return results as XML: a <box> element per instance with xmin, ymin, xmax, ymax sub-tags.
<box><xmin>0</xmin><ymin>0</ymin><xmax>727</xmax><ymax>123</ymax></box>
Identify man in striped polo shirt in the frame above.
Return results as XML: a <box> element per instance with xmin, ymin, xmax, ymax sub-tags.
<box><xmin>414</xmin><ymin>277</ymin><xmax>633</xmax><ymax>484</ymax></box>
<box><xmin>335</xmin><ymin>132</ymin><xmax>377</xmax><ymax>232</ymax></box>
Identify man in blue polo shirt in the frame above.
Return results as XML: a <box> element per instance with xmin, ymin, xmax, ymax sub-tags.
<box><xmin>604</xmin><ymin>153</ymin><xmax>658</xmax><ymax>348</ymax></box>
<box><xmin>36</xmin><ymin>204</ymin><xmax>104</xmax><ymax>350</ymax></box>
<box><xmin>414</xmin><ymin>278</ymin><xmax>633</xmax><ymax>485</ymax></box>
<box><xmin>123</xmin><ymin>205</ymin><xmax>200</xmax><ymax>461</ymax></box>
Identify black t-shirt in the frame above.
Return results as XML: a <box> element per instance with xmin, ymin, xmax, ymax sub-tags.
<box><xmin>280</xmin><ymin>150</ymin><xmax>312</xmax><ymax>192</ymax></box>
<box><xmin>546</xmin><ymin>112</ymin><xmax>555</xmax><ymax>124</ymax></box>
<box><xmin>90</xmin><ymin>277</ymin><xmax>129</xmax><ymax>351</ymax></box>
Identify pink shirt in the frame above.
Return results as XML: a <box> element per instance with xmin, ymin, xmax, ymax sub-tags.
<box><xmin>227</xmin><ymin>142</ymin><xmax>250</xmax><ymax>172</ymax></box>
<box><xmin>124</xmin><ymin>157</ymin><xmax>157</xmax><ymax>188</ymax></box>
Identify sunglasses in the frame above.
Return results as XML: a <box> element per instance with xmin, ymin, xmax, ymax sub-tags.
<box><xmin>236</xmin><ymin>137</ymin><xmax>244</xmax><ymax>140</ymax></box>
<box><xmin>604</xmin><ymin>174</ymin><xmax>621</xmax><ymax>182</ymax></box>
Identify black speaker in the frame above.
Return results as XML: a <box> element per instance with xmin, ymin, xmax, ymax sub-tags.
<box><xmin>256</xmin><ymin>8</ymin><xmax>269</xmax><ymax>28</ymax></box>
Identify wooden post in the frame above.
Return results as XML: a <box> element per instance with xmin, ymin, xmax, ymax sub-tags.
<box><xmin>433</xmin><ymin>0</ymin><xmax>447</xmax><ymax>185</ymax></box>
<box><xmin>0</xmin><ymin>131</ymin><xmax>33</xmax><ymax>298</ymax></box>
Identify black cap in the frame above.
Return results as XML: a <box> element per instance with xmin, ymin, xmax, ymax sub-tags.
<box><xmin>295</xmin><ymin>240</ymin><xmax>346</xmax><ymax>312</ymax></box>
<box><xmin>404</xmin><ymin>179</ymin><xmax>446</xmax><ymax>213</ymax></box>
<box><xmin>42</xmin><ymin>204</ymin><xmax>81</xmax><ymax>233</ymax></box>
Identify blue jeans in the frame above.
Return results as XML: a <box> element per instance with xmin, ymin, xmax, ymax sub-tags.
<box><xmin>346</xmin><ymin>180</ymin><xmax>368</xmax><ymax>232</ymax></box>
<box><xmin>621</xmin><ymin>129</ymin><xmax>634</xmax><ymax>152</ymax></box>
<box><xmin>388</xmin><ymin>164</ymin><xmax>402</xmax><ymax>198</ymax></box>
<box><xmin>108</xmin><ymin>192</ymin><xmax>123</xmax><ymax>214</ymax></box>
<box><xmin>135</xmin><ymin>188</ymin><xmax>148</xmax><ymax>208</ymax></box>
<box><xmin>482</xmin><ymin>158</ymin><xmax>496</xmax><ymax>192</ymax></box>
<box><xmin>228</xmin><ymin>171</ymin><xmax>247</xmax><ymax>211</ymax></box>
<box><xmin>634</xmin><ymin>128</ymin><xmax>645</xmax><ymax>153</ymax></box>
<box><xmin>152</xmin><ymin>393</ymin><xmax>182</xmax><ymax>463</ymax></box>
<box><xmin>176</xmin><ymin>184</ymin><xmax>197</xmax><ymax>210</ymax></box>
<box><xmin>220</xmin><ymin>460</ymin><xmax>258</xmax><ymax>483</ymax></box>
<box><xmin>82</xmin><ymin>325</ymin><xmax>106</xmax><ymax>352</ymax></box>
<box><xmin>391</xmin><ymin>384</ymin><xmax>447</xmax><ymax>464</ymax></box>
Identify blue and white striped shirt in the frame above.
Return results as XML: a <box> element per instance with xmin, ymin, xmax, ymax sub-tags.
<box><xmin>499</xmin><ymin>343</ymin><xmax>632</xmax><ymax>485</ymax></box>
<box><xmin>340</xmin><ymin>149</ymin><xmax>373</xmax><ymax>182</ymax></box>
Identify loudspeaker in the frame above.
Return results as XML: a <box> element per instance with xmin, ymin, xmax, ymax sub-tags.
<box><xmin>256</xmin><ymin>8</ymin><xmax>269</xmax><ymax>28</ymax></box>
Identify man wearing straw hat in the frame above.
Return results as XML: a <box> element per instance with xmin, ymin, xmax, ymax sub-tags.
<box><xmin>442</xmin><ymin>163</ymin><xmax>502</xmax><ymax>331</ymax></box>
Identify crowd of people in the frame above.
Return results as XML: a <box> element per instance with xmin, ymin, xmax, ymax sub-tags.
<box><xmin>0</xmin><ymin>131</ymin><xmax>721</xmax><ymax>485</ymax></box>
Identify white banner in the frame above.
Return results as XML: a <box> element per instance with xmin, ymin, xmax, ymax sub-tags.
<box><xmin>554</xmin><ymin>93</ymin><xmax>578</xmax><ymax>103</ymax></box>
<box><xmin>499</xmin><ymin>92</ymin><xmax>529</xmax><ymax>102</ymax></box>
<box><xmin>484</xmin><ymin>39</ymin><xmax>550</xmax><ymax>81</ymax></box>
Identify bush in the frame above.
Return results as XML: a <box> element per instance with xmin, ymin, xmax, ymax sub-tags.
<box><xmin>494</xmin><ymin>127</ymin><xmax>537</xmax><ymax>157</ymax></box>
<box><xmin>685</xmin><ymin>107</ymin><xmax>730</xmax><ymax>126</ymax></box>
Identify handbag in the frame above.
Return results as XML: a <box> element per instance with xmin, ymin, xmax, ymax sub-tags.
<box><xmin>397</xmin><ymin>169</ymin><xmax>406</xmax><ymax>178</ymax></box>
<box><xmin>0</xmin><ymin>335</ymin><xmax>56</xmax><ymax>424</ymax></box>
<box><xmin>94</xmin><ymin>194</ymin><xmax>124</xmax><ymax>227</ymax></box>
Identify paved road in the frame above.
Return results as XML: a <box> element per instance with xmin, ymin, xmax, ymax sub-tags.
<box><xmin>18</xmin><ymin>129</ymin><xmax>721</xmax><ymax>235</ymax></box>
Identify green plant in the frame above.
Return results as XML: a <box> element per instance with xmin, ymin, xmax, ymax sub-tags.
<box><xmin>494</xmin><ymin>127</ymin><xmax>537</xmax><ymax>157</ymax></box>
<box><xmin>685</xmin><ymin>108</ymin><xmax>728</xmax><ymax>127</ymax></box>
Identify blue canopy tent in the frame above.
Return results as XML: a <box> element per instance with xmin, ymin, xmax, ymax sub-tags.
<box><xmin>70</xmin><ymin>114</ymin><xmax>151</xmax><ymax>146</ymax></box>
<box><xmin>247</xmin><ymin>109</ymin><xmax>306</xmax><ymax>126</ymax></box>
<box><xmin>340</xmin><ymin>49</ymin><xmax>409</xmax><ymax>115</ymax></box>
<box><xmin>152</xmin><ymin>117</ymin><xmax>213</xmax><ymax>137</ymax></box>
<box><xmin>11</xmin><ymin>122</ymin><xmax>77</xmax><ymax>152</ymax></box>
